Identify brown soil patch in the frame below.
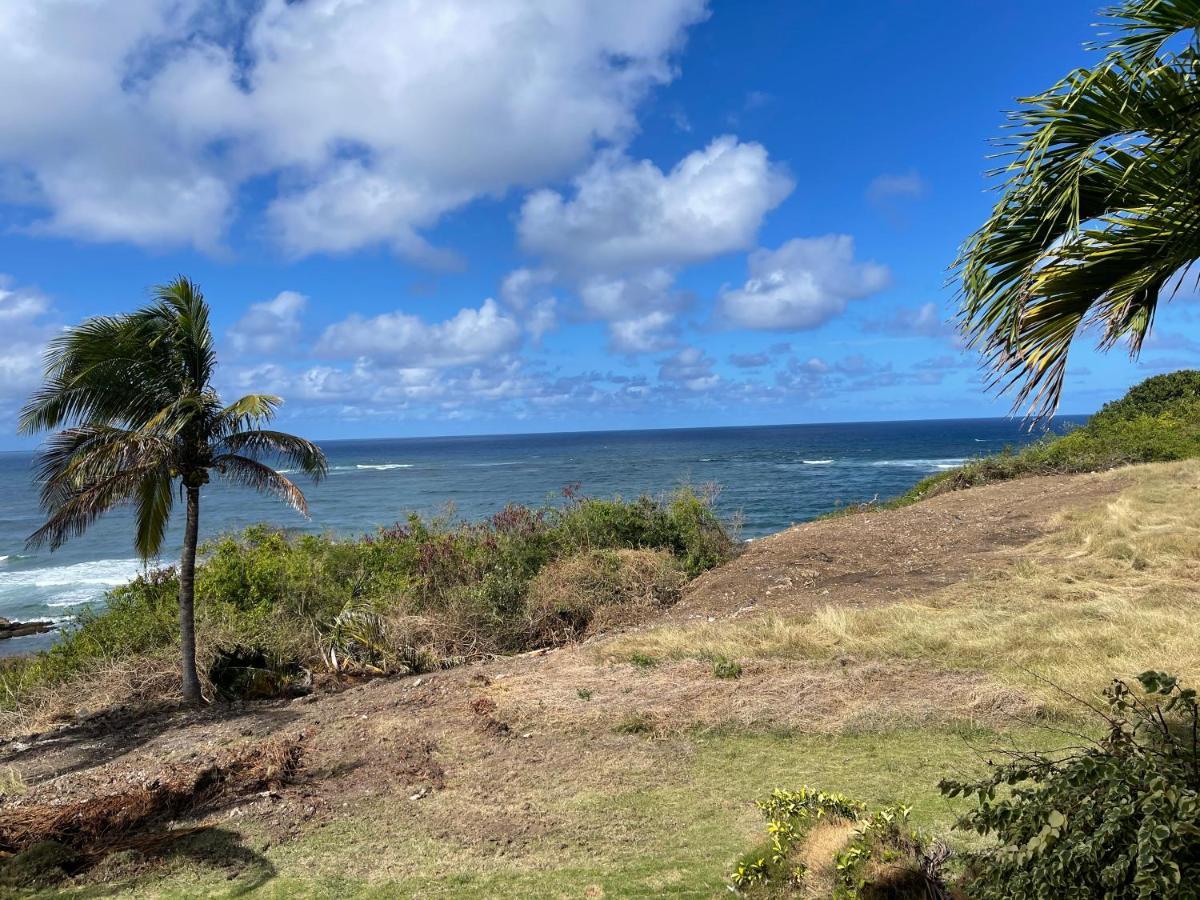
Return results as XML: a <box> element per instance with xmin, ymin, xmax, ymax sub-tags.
<box><xmin>675</xmin><ymin>469</ymin><xmax>1125</xmax><ymax>620</ymax></box>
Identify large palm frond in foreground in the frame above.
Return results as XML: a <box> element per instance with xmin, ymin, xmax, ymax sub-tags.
<box><xmin>956</xmin><ymin>0</ymin><xmax>1200</xmax><ymax>417</ymax></box>
<box><xmin>19</xmin><ymin>277</ymin><xmax>327</xmax><ymax>702</ymax></box>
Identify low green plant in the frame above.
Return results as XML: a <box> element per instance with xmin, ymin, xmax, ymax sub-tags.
<box><xmin>629</xmin><ymin>652</ymin><xmax>658</xmax><ymax>670</ymax></box>
<box><xmin>711</xmin><ymin>655</ymin><xmax>742</xmax><ymax>679</ymax></box>
<box><xmin>576</xmin><ymin>688</ymin><xmax>593</xmax><ymax>701</ymax></box>
<box><xmin>941</xmin><ymin>671</ymin><xmax>1200</xmax><ymax>899</ymax></box>
<box><xmin>613</xmin><ymin>712</ymin><xmax>656</xmax><ymax>735</ymax></box>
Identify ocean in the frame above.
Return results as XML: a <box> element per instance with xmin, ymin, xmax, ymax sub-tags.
<box><xmin>0</xmin><ymin>416</ymin><xmax>1082</xmax><ymax>654</ymax></box>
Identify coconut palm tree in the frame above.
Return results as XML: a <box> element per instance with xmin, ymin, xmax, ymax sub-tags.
<box><xmin>19</xmin><ymin>277</ymin><xmax>327</xmax><ymax>704</ymax></box>
<box><xmin>957</xmin><ymin>0</ymin><xmax>1200</xmax><ymax>416</ymax></box>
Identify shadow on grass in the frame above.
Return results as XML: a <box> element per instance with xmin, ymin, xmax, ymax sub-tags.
<box><xmin>3</xmin><ymin>827</ymin><xmax>277</xmax><ymax>897</ymax></box>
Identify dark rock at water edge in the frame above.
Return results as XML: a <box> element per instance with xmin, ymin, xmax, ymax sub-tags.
<box><xmin>0</xmin><ymin>617</ymin><xmax>54</xmax><ymax>640</ymax></box>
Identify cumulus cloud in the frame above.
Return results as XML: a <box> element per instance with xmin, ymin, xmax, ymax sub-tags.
<box><xmin>716</xmin><ymin>236</ymin><xmax>890</xmax><ymax>331</ymax></box>
<box><xmin>514</xmin><ymin>137</ymin><xmax>790</xmax><ymax>352</ymax></box>
<box><xmin>0</xmin><ymin>278</ymin><xmax>58</xmax><ymax>417</ymax></box>
<box><xmin>0</xmin><ymin>0</ymin><xmax>708</xmax><ymax>255</ymax></box>
<box><xmin>658</xmin><ymin>346</ymin><xmax>719</xmax><ymax>391</ymax></box>
<box><xmin>500</xmin><ymin>268</ymin><xmax>559</xmax><ymax>343</ymax></box>
<box><xmin>316</xmin><ymin>299</ymin><xmax>521</xmax><ymax>368</ymax></box>
<box><xmin>228</xmin><ymin>291</ymin><xmax>307</xmax><ymax>356</ymax></box>
<box><xmin>576</xmin><ymin>269</ymin><xmax>688</xmax><ymax>352</ymax></box>
<box><xmin>518</xmin><ymin>136</ymin><xmax>792</xmax><ymax>271</ymax></box>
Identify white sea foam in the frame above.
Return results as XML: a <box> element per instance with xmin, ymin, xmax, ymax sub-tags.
<box><xmin>871</xmin><ymin>458</ymin><xmax>966</xmax><ymax>470</ymax></box>
<box><xmin>352</xmin><ymin>463</ymin><xmax>414</xmax><ymax>471</ymax></box>
<box><xmin>0</xmin><ymin>558</ymin><xmax>146</xmax><ymax>591</ymax></box>
<box><xmin>802</xmin><ymin>459</ymin><xmax>834</xmax><ymax>465</ymax></box>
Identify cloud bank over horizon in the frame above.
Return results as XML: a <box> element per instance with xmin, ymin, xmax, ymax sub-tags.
<box><xmin>0</xmin><ymin>0</ymin><xmax>1185</xmax><ymax>444</ymax></box>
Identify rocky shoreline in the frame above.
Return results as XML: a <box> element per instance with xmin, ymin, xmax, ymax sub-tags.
<box><xmin>0</xmin><ymin>617</ymin><xmax>54</xmax><ymax>640</ymax></box>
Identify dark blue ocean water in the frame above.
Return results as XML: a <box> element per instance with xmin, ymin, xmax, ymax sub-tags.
<box><xmin>0</xmin><ymin>417</ymin><xmax>1082</xmax><ymax>653</ymax></box>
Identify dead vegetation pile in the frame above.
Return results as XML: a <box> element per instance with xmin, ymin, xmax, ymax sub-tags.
<box><xmin>0</xmin><ymin>737</ymin><xmax>302</xmax><ymax>858</ymax></box>
<box><xmin>525</xmin><ymin>548</ymin><xmax>685</xmax><ymax>644</ymax></box>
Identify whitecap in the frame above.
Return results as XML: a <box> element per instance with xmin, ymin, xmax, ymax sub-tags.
<box><xmin>802</xmin><ymin>459</ymin><xmax>834</xmax><ymax>465</ymax></box>
<box><xmin>0</xmin><ymin>558</ymin><xmax>147</xmax><ymax>591</ymax></box>
<box><xmin>871</xmin><ymin>458</ymin><xmax>966</xmax><ymax>470</ymax></box>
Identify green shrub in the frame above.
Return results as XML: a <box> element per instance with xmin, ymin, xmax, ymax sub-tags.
<box><xmin>941</xmin><ymin>671</ymin><xmax>1200</xmax><ymax>899</ymax></box>
<box><xmin>1092</xmin><ymin>370</ymin><xmax>1200</xmax><ymax>423</ymax></box>
<box><xmin>854</xmin><ymin>371</ymin><xmax>1200</xmax><ymax>513</ymax></box>
<box><xmin>2</xmin><ymin>486</ymin><xmax>736</xmax><ymax>713</ymax></box>
<box><xmin>731</xmin><ymin>787</ymin><xmax>946</xmax><ymax>898</ymax></box>
<box><xmin>711</xmin><ymin>656</ymin><xmax>742</xmax><ymax>679</ymax></box>
<box><xmin>628</xmin><ymin>652</ymin><xmax>658</xmax><ymax>670</ymax></box>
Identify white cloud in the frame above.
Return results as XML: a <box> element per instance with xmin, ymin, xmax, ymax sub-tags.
<box><xmin>500</xmin><ymin>267</ymin><xmax>559</xmax><ymax>343</ymax></box>
<box><xmin>577</xmin><ymin>269</ymin><xmax>686</xmax><ymax>352</ymax></box>
<box><xmin>518</xmin><ymin>136</ymin><xmax>792</xmax><ymax>271</ymax></box>
<box><xmin>0</xmin><ymin>278</ymin><xmax>58</xmax><ymax>414</ymax></box>
<box><xmin>316</xmin><ymin>299</ymin><xmax>521</xmax><ymax>368</ymax></box>
<box><xmin>658</xmin><ymin>346</ymin><xmax>719</xmax><ymax>391</ymax></box>
<box><xmin>716</xmin><ymin>236</ymin><xmax>890</xmax><ymax>331</ymax></box>
<box><xmin>610</xmin><ymin>311</ymin><xmax>678</xmax><ymax>354</ymax></box>
<box><xmin>515</xmin><ymin>137</ymin><xmax>790</xmax><ymax>353</ymax></box>
<box><xmin>228</xmin><ymin>291</ymin><xmax>307</xmax><ymax>356</ymax></box>
<box><xmin>0</xmin><ymin>0</ymin><xmax>708</xmax><ymax>255</ymax></box>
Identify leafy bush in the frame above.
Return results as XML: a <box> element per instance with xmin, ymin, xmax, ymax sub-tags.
<box><xmin>1092</xmin><ymin>370</ymin><xmax>1200</xmax><ymax>423</ymax></box>
<box><xmin>731</xmin><ymin>787</ymin><xmax>948</xmax><ymax>898</ymax></box>
<box><xmin>1</xmin><ymin>486</ymin><xmax>736</xmax><ymax>714</ymax></box>
<box><xmin>862</xmin><ymin>371</ymin><xmax>1200</xmax><ymax>511</ymax></box>
<box><xmin>941</xmin><ymin>671</ymin><xmax>1200</xmax><ymax>899</ymax></box>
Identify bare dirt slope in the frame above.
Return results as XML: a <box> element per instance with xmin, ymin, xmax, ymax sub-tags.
<box><xmin>0</xmin><ymin>469</ymin><xmax>1128</xmax><ymax>892</ymax></box>
<box><xmin>673</xmin><ymin>467</ymin><xmax>1124</xmax><ymax>619</ymax></box>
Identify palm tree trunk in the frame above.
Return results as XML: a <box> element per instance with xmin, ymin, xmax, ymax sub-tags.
<box><xmin>179</xmin><ymin>484</ymin><xmax>203</xmax><ymax>704</ymax></box>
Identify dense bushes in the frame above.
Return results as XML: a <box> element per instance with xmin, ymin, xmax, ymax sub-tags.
<box><xmin>889</xmin><ymin>370</ymin><xmax>1200</xmax><ymax>507</ymax></box>
<box><xmin>941</xmin><ymin>671</ymin><xmax>1200</xmax><ymax>899</ymax></box>
<box><xmin>1</xmin><ymin>487</ymin><xmax>735</xmax><ymax>713</ymax></box>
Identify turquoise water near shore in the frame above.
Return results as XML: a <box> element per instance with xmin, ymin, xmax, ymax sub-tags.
<box><xmin>0</xmin><ymin>416</ymin><xmax>1081</xmax><ymax>651</ymax></box>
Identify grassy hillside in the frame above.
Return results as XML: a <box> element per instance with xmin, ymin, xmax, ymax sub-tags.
<box><xmin>5</xmin><ymin>461</ymin><xmax>1196</xmax><ymax>897</ymax></box>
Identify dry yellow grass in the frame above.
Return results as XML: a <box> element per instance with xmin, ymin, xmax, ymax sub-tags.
<box><xmin>603</xmin><ymin>460</ymin><xmax>1200</xmax><ymax>706</ymax></box>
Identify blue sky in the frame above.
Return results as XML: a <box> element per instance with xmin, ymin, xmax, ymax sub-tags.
<box><xmin>0</xmin><ymin>0</ymin><xmax>1196</xmax><ymax>448</ymax></box>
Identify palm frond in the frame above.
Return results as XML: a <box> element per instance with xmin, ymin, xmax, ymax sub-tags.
<box><xmin>18</xmin><ymin>315</ymin><xmax>180</xmax><ymax>433</ymax></box>
<box><xmin>133</xmin><ymin>466</ymin><xmax>175</xmax><ymax>559</ymax></box>
<box><xmin>152</xmin><ymin>276</ymin><xmax>217</xmax><ymax>392</ymax></box>
<box><xmin>27</xmin><ymin>467</ymin><xmax>155</xmax><ymax>551</ymax></box>
<box><xmin>1095</xmin><ymin>0</ymin><xmax>1200</xmax><ymax>68</ymax></box>
<box><xmin>213</xmin><ymin>394</ymin><xmax>282</xmax><ymax>436</ymax></box>
<box><xmin>218</xmin><ymin>430</ymin><xmax>328</xmax><ymax>480</ymax></box>
<box><xmin>955</xmin><ymin>2</ymin><xmax>1200</xmax><ymax>418</ymax></box>
<box><xmin>33</xmin><ymin>425</ymin><xmax>174</xmax><ymax>509</ymax></box>
<box><xmin>215</xmin><ymin>454</ymin><xmax>312</xmax><ymax>517</ymax></box>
